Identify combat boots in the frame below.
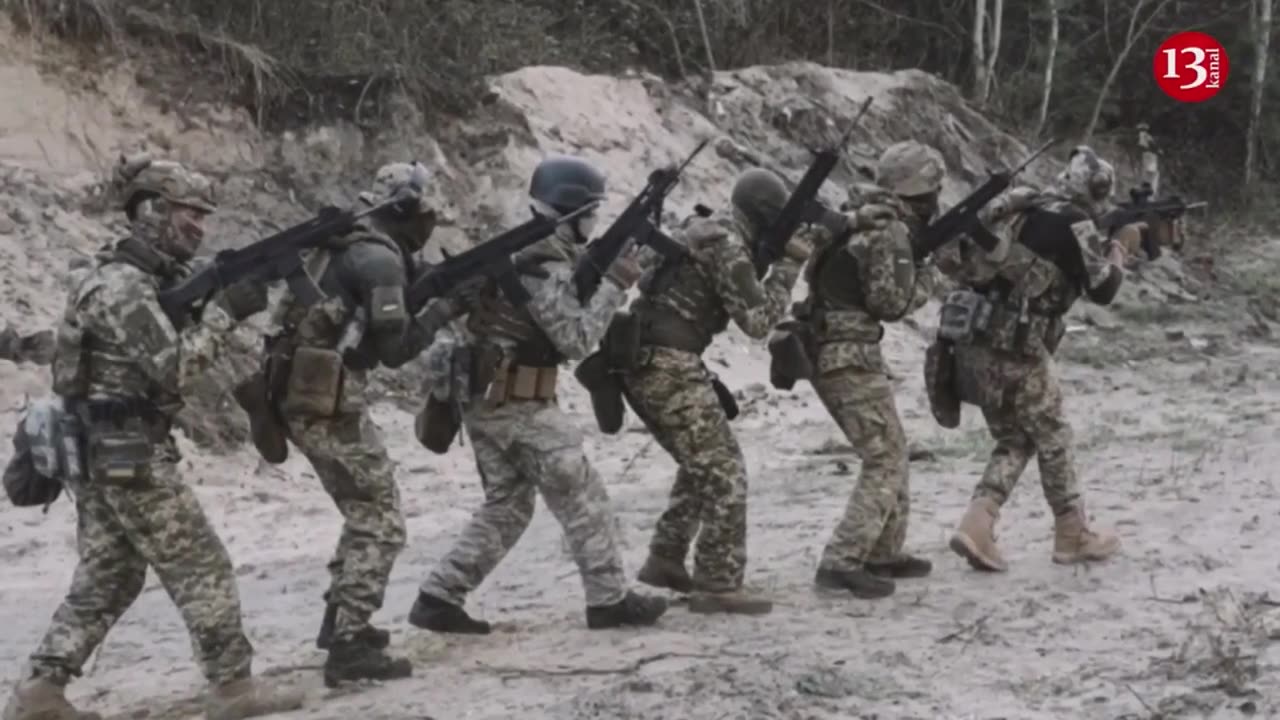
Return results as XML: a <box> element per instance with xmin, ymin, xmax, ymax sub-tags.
<box><xmin>687</xmin><ymin>587</ymin><xmax>774</xmax><ymax>615</ymax></box>
<box><xmin>949</xmin><ymin>497</ymin><xmax>1009</xmax><ymax>572</ymax></box>
<box><xmin>1052</xmin><ymin>504</ymin><xmax>1120</xmax><ymax>564</ymax></box>
<box><xmin>636</xmin><ymin>554</ymin><xmax>694</xmax><ymax>593</ymax></box>
<box><xmin>866</xmin><ymin>555</ymin><xmax>933</xmax><ymax>578</ymax></box>
<box><xmin>1</xmin><ymin>677</ymin><xmax>101</xmax><ymax>720</ymax></box>
<box><xmin>323</xmin><ymin>636</ymin><xmax>412</xmax><ymax>688</ymax></box>
<box><xmin>586</xmin><ymin>591</ymin><xmax>669</xmax><ymax>629</ymax></box>
<box><xmin>814</xmin><ymin>567</ymin><xmax>895</xmax><ymax>598</ymax></box>
<box><xmin>407</xmin><ymin>592</ymin><xmax>492</xmax><ymax>634</ymax></box>
<box><xmin>316</xmin><ymin>592</ymin><xmax>391</xmax><ymax>649</ymax></box>
<box><xmin>204</xmin><ymin>677</ymin><xmax>304</xmax><ymax>720</ymax></box>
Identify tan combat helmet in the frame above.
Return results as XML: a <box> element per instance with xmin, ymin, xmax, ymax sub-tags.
<box><xmin>360</xmin><ymin>161</ymin><xmax>432</xmax><ymax>215</ymax></box>
<box><xmin>1056</xmin><ymin>145</ymin><xmax>1115</xmax><ymax>203</ymax></box>
<box><xmin>875</xmin><ymin>141</ymin><xmax>945</xmax><ymax>197</ymax></box>
<box><xmin>113</xmin><ymin>152</ymin><xmax>216</xmax><ymax>220</ymax></box>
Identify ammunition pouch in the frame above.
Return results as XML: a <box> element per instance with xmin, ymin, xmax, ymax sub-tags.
<box><xmin>923</xmin><ymin>340</ymin><xmax>961</xmax><ymax>429</ymax></box>
<box><xmin>486</xmin><ymin>362</ymin><xmax>558</xmax><ymax>405</ymax></box>
<box><xmin>84</xmin><ymin>411</ymin><xmax>155</xmax><ymax>488</ymax></box>
<box><xmin>367</xmin><ymin>284</ymin><xmax>408</xmax><ymax>334</ymax></box>
<box><xmin>937</xmin><ymin>290</ymin><xmax>993</xmax><ymax>344</ymax></box>
<box><xmin>604</xmin><ymin>312</ymin><xmax>644</xmax><ymax>371</ymax></box>
<box><xmin>280</xmin><ymin>346</ymin><xmax>345</xmax><ymax>417</ymax></box>
<box><xmin>414</xmin><ymin>395</ymin><xmax>461</xmax><ymax>455</ymax></box>
<box><xmin>574</xmin><ymin>351</ymin><xmax>625</xmax><ymax>434</ymax></box>
<box><xmin>767</xmin><ymin>319</ymin><xmax>816</xmax><ymax>390</ymax></box>
<box><xmin>710</xmin><ymin>376</ymin><xmax>739</xmax><ymax>420</ymax></box>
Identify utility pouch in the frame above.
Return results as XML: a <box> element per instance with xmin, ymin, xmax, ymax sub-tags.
<box><xmin>86</xmin><ymin>422</ymin><xmax>153</xmax><ymax>487</ymax></box>
<box><xmin>604</xmin><ymin>312</ymin><xmax>643</xmax><ymax>372</ymax></box>
<box><xmin>937</xmin><ymin>290</ymin><xmax>993</xmax><ymax>344</ymax></box>
<box><xmin>574</xmin><ymin>351</ymin><xmax>626</xmax><ymax>434</ymax></box>
<box><xmin>367</xmin><ymin>285</ymin><xmax>408</xmax><ymax>333</ymax></box>
<box><xmin>923</xmin><ymin>339</ymin><xmax>961</xmax><ymax>429</ymax></box>
<box><xmin>768</xmin><ymin>320</ymin><xmax>816</xmax><ymax>390</ymax></box>
<box><xmin>281</xmin><ymin>346</ymin><xmax>345</xmax><ymax>417</ymax></box>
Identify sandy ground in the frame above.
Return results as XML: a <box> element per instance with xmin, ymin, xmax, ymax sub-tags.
<box><xmin>3</xmin><ymin>300</ymin><xmax>1279</xmax><ymax>720</ymax></box>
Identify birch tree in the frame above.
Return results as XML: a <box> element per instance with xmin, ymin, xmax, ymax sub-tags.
<box><xmin>1034</xmin><ymin>0</ymin><xmax>1059</xmax><ymax>136</ymax></box>
<box><xmin>970</xmin><ymin>0</ymin><xmax>1005</xmax><ymax>104</ymax></box>
<box><xmin>1244</xmin><ymin>0</ymin><xmax>1273</xmax><ymax>188</ymax></box>
<box><xmin>1083</xmin><ymin>0</ymin><xmax>1175</xmax><ymax>141</ymax></box>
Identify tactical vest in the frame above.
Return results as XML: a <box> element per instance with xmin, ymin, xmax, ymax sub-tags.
<box><xmin>465</xmin><ymin>246</ymin><xmax>566</xmax><ymax>368</ymax></box>
<box><xmin>51</xmin><ymin>237</ymin><xmax>187</xmax><ymax>409</ymax></box>
<box><xmin>630</xmin><ymin>254</ymin><xmax>729</xmax><ymax>356</ymax></box>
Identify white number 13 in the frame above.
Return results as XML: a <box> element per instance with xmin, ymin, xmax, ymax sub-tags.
<box><xmin>1162</xmin><ymin>47</ymin><xmax>1209</xmax><ymax>89</ymax></box>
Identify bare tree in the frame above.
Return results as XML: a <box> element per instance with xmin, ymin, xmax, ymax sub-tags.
<box><xmin>1034</xmin><ymin>0</ymin><xmax>1059</xmax><ymax>136</ymax></box>
<box><xmin>1244</xmin><ymin>0</ymin><xmax>1273</xmax><ymax>188</ymax></box>
<box><xmin>971</xmin><ymin>0</ymin><xmax>988</xmax><ymax>100</ymax></box>
<box><xmin>1083</xmin><ymin>0</ymin><xmax>1175</xmax><ymax>141</ymax></box>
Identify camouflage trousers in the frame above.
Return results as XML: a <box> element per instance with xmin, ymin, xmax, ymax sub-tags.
<box><xmin>622</xmin><ymin>350</ymin><xmax>748</xmax><ymax>592</ymax></box>
<box><xmin>956</xmin><ymin>344</ymin><xmax>1081</xmax><ymax>513</ymax></box>
<box><xmin>286</xmin><ymin>412</ymin><xmax>406</xmax><ymax>642</ymax></box>
<box><xmin>418</xmin><ymin>399</ymin><xmax>628</xmax><ymax>608</ymax></box>
<box><xmin>811</xmin><ymin>363</ymin><xmax>912</xmax><ymax>571</ymax></box>
<box><xmin>29</xmin><ymin>456</ymin><xmax>252</xmax><ymax>685</ymax></box>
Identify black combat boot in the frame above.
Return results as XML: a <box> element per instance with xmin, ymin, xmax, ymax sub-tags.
<box><xmin>316</xmin><ymin>593</ymin><xmax>390</xmax><ymax>650</ymax></box>
<box><xmin>814</xmin><ymin>567</ymin><xmax>896</xmax><ymax>599</ymax></box>
<box><xmin>407</xmin><ymin>592</ymin><xmax>492</xmax><ymax>634</ymax></box>
<box><xmin>866</xmin><ymin>555</ymin><xmax>933</xmax><ymax>578</ymax></box>
<box><xmin>322</xmin><ymin>636</ymin><xmax>412</xmax><ymax>688</ymax></box>
<box><xmin>635</xmin><ymin>554</ymin><xmax>694</xmax><ymax>593</ymax></box>
<box><xmin>585</xmin><ymin>591</ymin><xmax>669</xmax><ymax>629</ymax></box>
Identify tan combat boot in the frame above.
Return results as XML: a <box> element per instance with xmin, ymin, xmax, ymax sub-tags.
<box><xmin>949</xmin><ymin>497</ymin><xmax>1009</xmax><ymax>572</ymax></box>
<box><xmin>1052</xmin><ymin>504</ymin><xmax>1120</xmax><ymax>564</ymax></box>
<box><xmin>636</xmin><ymin>554</ymin><xmax>694</xmax><ymax>594</ymax></box>
<box><xmin>1</xmin><ymin>677</ymin><xmax>101</xmax><ymax>720</ymax></box>
<box><xmin>204</xmin><ymin>677</ymin><xmax>304</xmax><ymax>720</ymax></box>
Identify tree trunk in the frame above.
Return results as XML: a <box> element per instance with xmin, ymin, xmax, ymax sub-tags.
<box><xmin>971</xmin><ymin>0</ymin><xmax>988</xmax><ymax>100</ymax></box>
<box><xmin>1083</xmin><ymin>0</ymin><xmax>1173</xmax><ymax>141</ymax></box>
<box><xmin>1245</xmin><ymin>0</ymin><xmax>1273</xmax><ymax>188</ymax></box>
<box><xmin>1034</xmin><ymin>0</ymin><xmax>1059</xmax><ymax>136</ymax></box>
<box><xmin>979</xmin><ymin>0</ymin><xmax>1004</xmax><ymax>104</ymax></box>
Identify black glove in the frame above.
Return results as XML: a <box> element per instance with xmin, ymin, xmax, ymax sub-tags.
<box><xmin>219</xmin><ymin>280</ymin><xmax>269</xmax><ymax>321</ymax></box>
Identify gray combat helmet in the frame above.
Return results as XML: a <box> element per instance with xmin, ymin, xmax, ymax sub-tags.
<box><xmin>529</xmin><ymin>156</ymin><xmax>607</xmax><ymax>215</ymax></box>
<box><xmin>730</xmin><ymin>168</ymin><xmax>789</xmax><ymax>237</ymax></box>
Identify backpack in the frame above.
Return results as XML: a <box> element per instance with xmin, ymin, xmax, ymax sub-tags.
<box><xmin>2</xmin><ymin>395</ymin><xmax>81</xmax><ymax>509</ymax></box>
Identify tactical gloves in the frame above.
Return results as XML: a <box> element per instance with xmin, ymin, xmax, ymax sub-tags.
<box><xmin>605</xmin><ymin>253</ymin><xmax>644</xmax><ymax>289</ymax></box>
<box><xmin>784</xmin><ymin>225</ymin><xmax>824</xmax><ymax>262</ymax></box>
<box><xmin>847</xmin><ymin>203</ymin><xmax>898</xmax><ymax>231</ymax></box>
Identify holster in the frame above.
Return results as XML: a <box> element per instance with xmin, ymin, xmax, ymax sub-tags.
<box><xmin>414</xmin><ymin>395</ymin><xmax>461</xmax><ymax>455</ymax></box>
<box><xmin>233</xmin><ymin>359</ymin><xmax>291</xmax><ymax>464</ymax></box>
<box><xmin>710</xmin><ymin>376</ymin><xmax>739</xmax><ymax>420</ymax></box>
<box><xmin>767</xmin><ymin>319</ymin><xmax>816</xmax><ymax>390</ymax></box>
<box><xmin>923</xmin><ymin>339</ymin><xmax>961</xmax><ymax>429</ymax></box>
<box><xmin>574</xmin><ymin>351</ymin><xmax>625</xmax><ymax>434</ymax></box>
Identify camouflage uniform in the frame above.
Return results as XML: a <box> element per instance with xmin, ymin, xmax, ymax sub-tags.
<box><xmin>931</xmin><ymin>146</ymin><xmax>1124</xmax><ymax>572</ymax></box>
<box><xmin>619</xmin><ymin>195</ymin><xmax>812</xmax><ymax>614</ymax></box>
<box><xmin>411</xmin><ymin>155</ymin><xmax>667</xmax><ymax>633</ymax></box>
<box><xmin>3</xmin><ymin>156</ymin><xmax>302</xmax><ymax>720</ymax></box>
<box><xmin>240</xmin><ymin>162</ymin><xmax>443</xmax><ymax>686</ymax></box>
<box><xmin>785</xmin><ymin>142</ymin><xmax>940</xmax><ymax>600</ymax></box>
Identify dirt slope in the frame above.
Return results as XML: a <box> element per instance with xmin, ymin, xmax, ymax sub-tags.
<box><xmin>2</xmin><ymin>16</ymin><xmax>1278</xmax><ymax>720</ymax></box>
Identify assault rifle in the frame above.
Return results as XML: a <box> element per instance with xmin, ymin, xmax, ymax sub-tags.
<box><xmin>405</xmin><ymin>200</ymin><xmax>601</xmax><ymax>311</ymax></box>
<box><xmin>913</xmin><ymin>138</ymin><xmax>1056</xmax><ymax>262</ymax></box>
<box><xmin>571</xmin><ymin>139</ymin><xmax>709</xmax><ymax>303</ymax></box>
<box><xmin>753</xmin><ymin>96</ymin><xmax>874</xmax><ymax>278</ymax></box>
<box><xmin>156</xmin><ymin>165</ymin><xmax>430</xmax><ymax>324</ymax></box>
<box><xmin>1096</xmin><ymin>192</ymin><xmax>1207</xmax><ymax>235</ymax></box>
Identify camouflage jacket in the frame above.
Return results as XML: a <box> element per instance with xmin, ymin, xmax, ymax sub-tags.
<box><xmin>625</xmin><ymin>210</ymin><xmax>803</xmax><ymax>371</ymax></box>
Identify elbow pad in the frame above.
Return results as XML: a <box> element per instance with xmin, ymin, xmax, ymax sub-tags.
<box><xmin>367</xmin><ymin>285</ymin><xmax>408</xmax><ymax>335</ymax></box>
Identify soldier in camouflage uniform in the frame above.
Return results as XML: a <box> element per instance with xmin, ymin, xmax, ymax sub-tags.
<box><xmin>930</xmin><ymin>145</ymin><xmax>1126</xmax><ymax>572</ymax></box>
<box><xmin>2</xmin><ymin>155</ymin><xmax>303</xmax><ymax>720</ymax></box>
<box><xmin>408</xmin><ymin>155</ymin><xmax>668</xmax><ymax>633</ymax></box>
<box><xmin>613</xmin><ymin>168</ymin><xmax>815</xmax><ymax>615</ymax></box>
<box><xmin>233</xmin><ymin>162</ymin><xmax>453</xmax><ymax>686</ymax></box>
<box><xmin>784</xmin><ymin>142</ymin><xmax>941</xmax><ymax>600</ymax></box>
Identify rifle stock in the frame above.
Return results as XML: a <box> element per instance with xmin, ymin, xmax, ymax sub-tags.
<box><xmin>753</xmin><ymin>96</ymin><xmax>873</xmax><ymax>278</ymax></box>
<box><xmin>572</xmin><ymin>139</ymin><xmax>709</xmax><ymax>303</ymax></box>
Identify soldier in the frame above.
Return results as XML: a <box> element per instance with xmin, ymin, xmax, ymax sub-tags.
<box><xmin>233</xmin><ymin>162</ymin><xmax>450</xmax><ymax>686</ymax></box>
<box><xmin>614</xmin><ymin>169</ymin><xmax>814</xmax><ymax>615</ymax></box>
<box><xmin>932</xmin><ymin>145</ymin><xmax>1126</xmax><ymax>572</ymax></box>
<box><xmin>784</xmin><ymin>142</ymin><xmax>941</xmax><ymax>600</ymax></box>
<box><xmin>2</xmin><ymin>155</ymin><xmax>304</xmax><ymax>720</ymax></box>
<box><xmin>407</xmin><ymin>155</ymin><xmax>668</xmax><ymax>633</ymax></box>
<box><xmin>1136</xmin><ymin>122</ymin><xmax>1159</xmax><ymax>196</ymax></box>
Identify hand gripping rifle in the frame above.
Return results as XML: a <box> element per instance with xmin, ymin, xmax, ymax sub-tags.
<box><xmin>912</xmin><ymin>138</ymin><xmax>1056</xmax><ymax>262</ymax></box>
<box><xmin>752</xmin><ymin>96</ymin><xmax>874</xmax><ymax>278</ymax></box>
<box><xmin>571</xmin><ymin>139</ymin><xmax>709</xmax><ymax>304</ymax></box>
<box><xmin>156</xmin><ymin>165</ymin><xmax>431</xmax><ymax>325</ymax></box>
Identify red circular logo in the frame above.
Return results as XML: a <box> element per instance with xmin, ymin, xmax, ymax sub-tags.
<box><xmin>1154</xmin><ymin>31</ymin><xmax>1229</xmax><ymax>102</ymax></box>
